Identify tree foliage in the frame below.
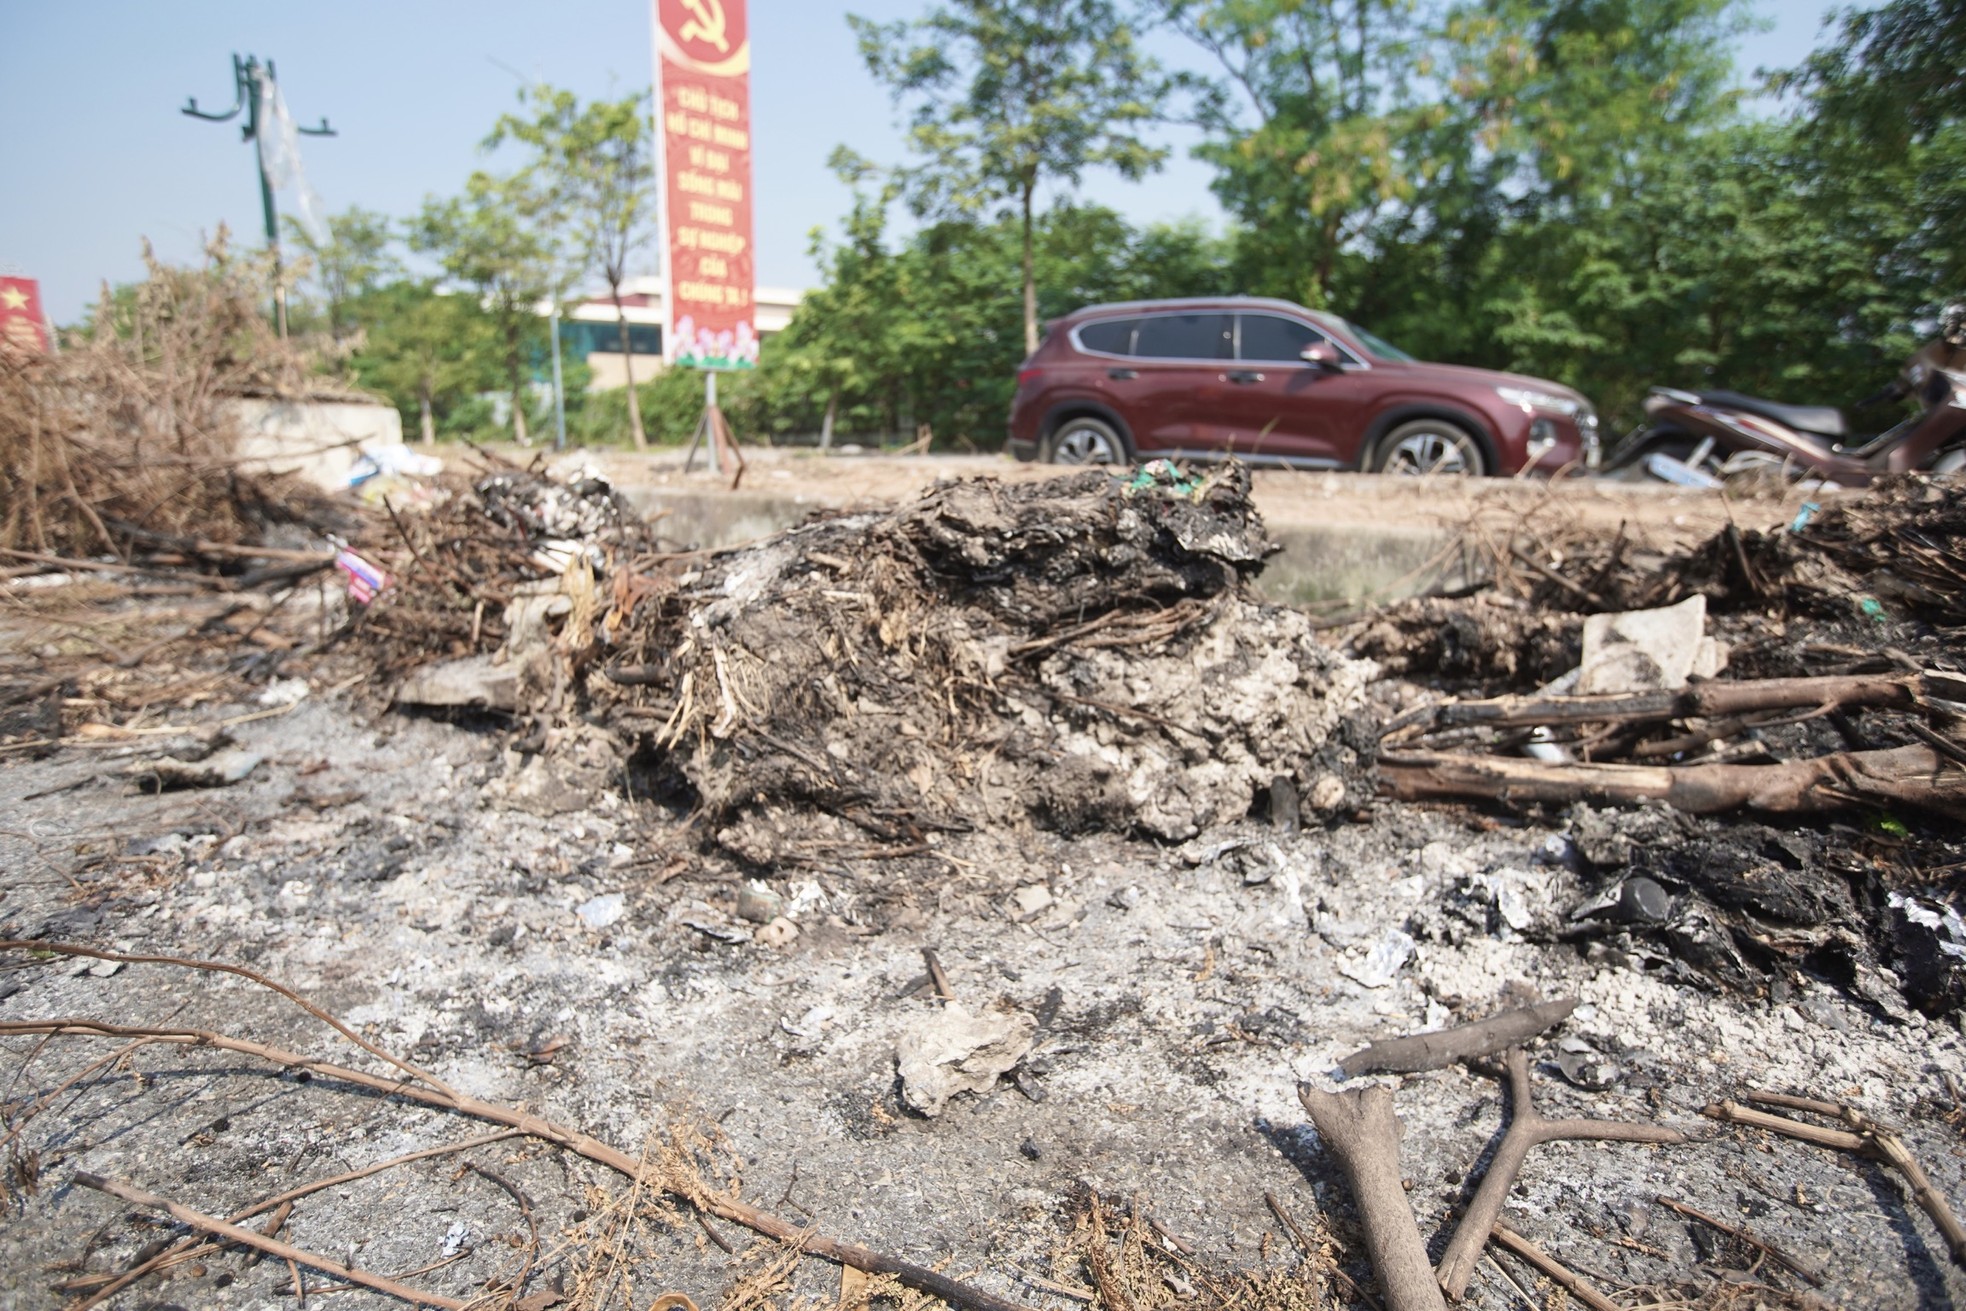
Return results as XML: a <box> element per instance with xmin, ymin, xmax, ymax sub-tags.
<box><xmin>851</xmin><ymin>0</ymin><xmax>1178</xmax><ymax>353</ymax></box>
<box><xmin>408</xmin><ymin>171</ymin><xmax>561</xmax><ymax>443</ymax></box>
<box><xmin>288</xmin><ymin>206</ymin><xmax>399</xmax><ymax>340</ymax></box>
<box><xmin>490</xmin><ymin>86</ymin><xmax>660</xmax><ymax>448</ymax></box>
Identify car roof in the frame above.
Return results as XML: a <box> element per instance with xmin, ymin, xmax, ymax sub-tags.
<box><xmin>1061</xmin><ymin>297</ymin><xmax>1346</xmax><ymax>330</ymax></box>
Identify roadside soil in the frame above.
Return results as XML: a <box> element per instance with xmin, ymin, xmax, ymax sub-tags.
<box><xmin>560</xmin><ymin>445</ymin><xmax>1766</xmax><ymax>540</ymax></box>
<box><xmin>1</xmin><ymin>459</ymin><xmax>1955</xmax><ymax>1311</ymax></box>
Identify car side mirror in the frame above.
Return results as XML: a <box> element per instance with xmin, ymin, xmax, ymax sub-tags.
<box><xmin>1300</xmin><ymin>342</ymin><xmax>1341</xmax><ymax>371</ymax></box>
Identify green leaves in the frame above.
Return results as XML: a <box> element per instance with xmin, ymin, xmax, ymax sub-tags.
<box><xmin>851</xmin><ymin>0</ymin><xmax>1181</xmax><ymax>351</ymax></box>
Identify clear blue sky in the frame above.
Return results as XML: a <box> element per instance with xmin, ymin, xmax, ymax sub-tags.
<box><xmin>2</xmin><ymin>1</ymin><xmax>1838</xmax><ymax>327</ymax></box>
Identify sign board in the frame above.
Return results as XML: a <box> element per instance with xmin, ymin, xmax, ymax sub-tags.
<box><xmin>653</xmin><ymin>0</ymin><xmax>756</xmax><ymax>369</ymax></box>
<box><xmin>0</xmin><ymin>277</ymin><xmax>51</xmax><ymax>355</ymax></box>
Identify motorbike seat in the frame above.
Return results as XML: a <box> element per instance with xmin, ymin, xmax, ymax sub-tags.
<box><xmin>1699</xmin><ymin>390</ymin><xmax>1848</xmax><ymax>441</ymax></box>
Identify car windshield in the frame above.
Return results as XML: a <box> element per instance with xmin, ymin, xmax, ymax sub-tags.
<box><xmin>1344</xmin><ymin>320</ymin><xmax>1416</xmax><ymax>362</ymax></box>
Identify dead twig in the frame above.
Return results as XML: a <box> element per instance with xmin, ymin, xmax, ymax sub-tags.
<box><xmin>1707</xmin><ymin>1094</ymin><xmax>1966</xmax><ymax>1270</ymax></box>
<box><xmin>1653</xmin><ymin>1195</ymin><xmax>1824</xmax><ymax>1285</ymax></box>
<box><xmin>1297</xmin><ymin>1084</ymin><xmax>1446</xmax><ymax>1311</ymax></box>
<box><xmin>1380</xmin><ymin>744</ymin><xmax>1966</xmax><ymax>820</ymax></box>
<box><xmin>0</xmin><ymin>940</ymin><xmax>458</xmax><ymax>1101</ymax></box>
<box><xmin>1435</xmin><ymin>1048</ymin><xmax>1684</xmax><ymax>1300</ymax></box>
<box><xmin>73</xmin><ymin>1172</ymin><xmax>472</xmax><ymax>1309</ymax></box>
<box><xmin>1488</xmin><ymin>1224</ymin><xmax>1618</xmax><ymax>1311</ymax></box>
<box><xmin>59</xmin><ymin>1130</ymin><xmax>522</xmax><ymax>1309</ymax></box>
<box><xmin>3</xmin><ymin>1015</ymin><xmax>1036</xmax><ymax>1311</ymax></box>
<box><xmin>1384</xmin><ymin>672</ymin><xmax>1922</xmax><ymax>740</ymax></box>
<box><xmin>922</xmin><ymin>948</ymin><xmax>954</xmax><ymax>1002</ymax></box>
<box><xmin>1338</xmin><ymin>999</ymin><xmax>1576</xmax><ymax>1078</ymax></box>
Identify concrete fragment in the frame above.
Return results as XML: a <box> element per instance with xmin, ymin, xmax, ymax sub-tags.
<box><xmin>394</xmin><ymin>655</ymin><xmax>519</xmax><ymax>712</ymax></box>
<box><xmin>1578</xmin><ymin>595</ymin><xmax>1727</xmax><ymax>694</ymax></box>
<box><xmin>896</xmin><ymin>1003</ymin><xmax>1037</xmax><ymax>1117</ymax></box>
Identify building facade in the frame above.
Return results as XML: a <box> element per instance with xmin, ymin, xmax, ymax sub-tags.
<box><xmin>554</xmin><ymin>275</ymin><xmax>803</xmax><ymax>389</ymax></box>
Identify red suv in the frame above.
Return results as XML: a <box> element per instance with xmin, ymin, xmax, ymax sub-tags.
<box><xmin>1007</xmin><ymin>297</ymin><xmax>1599</xmax><ymax>476</ymax></box>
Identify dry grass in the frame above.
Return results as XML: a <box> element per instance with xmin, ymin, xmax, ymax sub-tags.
<box><xmin>0</xmin><ymin>227</ymin><xmax>349</xmax><ymax>559</ymax></box>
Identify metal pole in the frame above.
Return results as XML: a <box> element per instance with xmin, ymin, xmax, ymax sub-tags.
<box><xmin>706</xmin><ymin>369</ymin><xmax>721</xmax><ymax>474</ymax></box>
<box><xmin>180</xmin><ymin>54</ymin><xmax>333</xmax><ymax>339</ymax></box>
<box><xmin>550</xmin><ymin>303</ymin><xmax>568</xmax><ymax>450</ymax></box>
<box><xmin>251</xmin><ymin>65</ymin><xmax>288</xmax><ymax>338</ymax></box>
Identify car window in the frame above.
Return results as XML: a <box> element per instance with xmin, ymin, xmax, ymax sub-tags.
<box><xmin>1238</xmin><ymin>313</ymin><xmax>1327</xmax><ymax>363</ymax></box>
<box><xmin>1076</xmin><ymin>318</ymin><xmax>1136</xmax><ymax>356</ymax></box>
<box><xmin>1132</xmin><ymin>313</ymin><xmax>1232</xmax><ymax>360</ymax></box>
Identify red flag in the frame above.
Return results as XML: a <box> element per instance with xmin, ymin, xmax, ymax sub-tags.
<box><xmin>654</xmin><ymin>0</ymin><xmax>757</xmax><ymax>369</ymax></box>
<box><xmin>0</xmin><ymin>277</ymin><xmax>51</xmax><ymax>355</ymax></box>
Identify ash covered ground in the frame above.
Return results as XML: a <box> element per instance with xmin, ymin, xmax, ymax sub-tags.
<box><xmin>3</xmin><ymin>463</ymin><xmax>1964</xmax><ymax>1311</ymax></box>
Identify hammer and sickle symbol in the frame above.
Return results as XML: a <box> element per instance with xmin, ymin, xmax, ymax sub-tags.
<box><xmin>679</xmin><ymin>0</ymin><xmax>730</xmax><ymax>53</ymax></box>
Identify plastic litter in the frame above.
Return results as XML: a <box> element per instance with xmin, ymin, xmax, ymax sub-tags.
<box><xmin>347</xmin><ymin>444</ymin><xmax>443</xmax><ymax>487</ymax></box>
<box><xmin>333</xmin><ymin>547</ymin><xmax>389</xmax><ymax>605</ymax></box>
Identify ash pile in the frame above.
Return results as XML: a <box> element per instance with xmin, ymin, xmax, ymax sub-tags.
<box><xmin>585</xmin><ymin>465</ymin><xmax>1375</xmax><ymax>861</ymax></box>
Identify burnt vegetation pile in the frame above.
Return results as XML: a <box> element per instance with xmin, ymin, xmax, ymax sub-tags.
<box><xmin>584</xmin><ymin>466</ymin><xmax>1377</xmax><ymax>862</ymax></box>
<box><xmin>1349</xmin><ymin>474</ymin><xmax>1966</xmax><ymax>696</ymax></box>
<box><xmin>349</xmin><ymin>459</ymin><xmax>670</xmax><ymax>678</ymax></box>
<box><xmin>1341</xmin><ymin>475</ymin><xmax>1966</xmax><ymax>1018</ymax></box>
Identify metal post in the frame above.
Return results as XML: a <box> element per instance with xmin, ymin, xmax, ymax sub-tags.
<box><xmin>181</xmin><ymin>54</ymin><xmax>334</xmax><ymax>336</ymax></box>
<box><xmin>550</xmin><ymin>303</ymin><xmax>568</xmax><ymax>450</ymax></box>
<box><xmin>706</xmin><ymin>369</ymin><xmax>721</xmax><ymax>475</ymax></box>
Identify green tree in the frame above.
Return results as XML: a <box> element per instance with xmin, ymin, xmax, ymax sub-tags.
<box><xmin>1782</xmin><ymin>0</ymin><xmax>1966</xmax><ymax>292</ymax></box>
<box><xmin>289</xmin><ymin>206</ymin><xmax>400</xmax><ymax>341</ymax></box>
<box><xmin>490</xmin><ymin>87</ymin><xmax>660</xmax><ymax>449</ymax></box>
<box><xmin>850</xmin><ymin>0</ymin><xmax>1175</xmax><ymax>355</ymax></box>
<box><xmin>1166</xmin><ymin>0</ymin><xmax>1452</xmax><ymax>308</ymax></box>
<box><xmin>1783</xmin><ymin>0</ymin><xmax>1965</xmax><ymax>147</ymax></box>
<box><xmin>348</xmin><ymin>282</ymin><xmax>499</xmax><ymax>444</ymax></box>
<box><xmin>408</xmin><ymin>172</ymin><xmax>561</xmax><ymax>444</ymax></box>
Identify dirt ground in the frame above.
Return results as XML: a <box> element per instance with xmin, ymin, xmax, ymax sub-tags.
<box><xmin>566</xmin><ymin>445</ymin><xmax>1762</xmax><ymax>540</ymax></box>
<box><xmin>2</xmin><ymin>462</ymin><xmax>1960</xmax><ymax>1311</ymax></box>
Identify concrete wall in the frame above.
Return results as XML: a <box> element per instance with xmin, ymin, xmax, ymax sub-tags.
<box><xmin>224</xmin><ymin>397</ymin><xmax>404</xmax><ymax>491</ymax></box>
<box><xmin>583</xmin><ymin>351</ymin><xmax>668</xmax><ymax>392</ymax></box>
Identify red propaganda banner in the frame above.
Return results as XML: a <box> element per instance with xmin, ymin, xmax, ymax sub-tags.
<box><xmin>654</xmin><ymin>0</ymin><xmax>756</xmax><ymax>370</ymax></box>
<box><xmin>0</xmin><ymin>277</ymin><xmax>51</xmax><ymax>355</ymax></box>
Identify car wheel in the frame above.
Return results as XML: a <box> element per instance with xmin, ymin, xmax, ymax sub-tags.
<box><xmin>1047</xmin><ymin>416</ymin><xmax>1128</xmax><ymax>465</ymax></box>
<box><xmin>1372</xmin><ymin>419</ymin><xmax>1488</xmax><ymax>476</ymax></box>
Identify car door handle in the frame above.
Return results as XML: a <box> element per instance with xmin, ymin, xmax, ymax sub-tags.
<box><xmin>1107</xmin><ymin>368</ymin><xmax>1137</xmax><ymax>380</ymax></box>
<box><xmin>1224</xmin><ymin>370</ymin><xmax>1264</xmax><ymax>384</ymax></box>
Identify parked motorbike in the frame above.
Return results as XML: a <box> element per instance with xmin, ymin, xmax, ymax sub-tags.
<box><xmin>1605</xmin><ymin>304</ymin><xmax>1966</xmax><ymax>486</ymax></box>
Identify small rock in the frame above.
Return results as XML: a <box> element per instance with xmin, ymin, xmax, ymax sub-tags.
<box><xmin>1107</xmin><ymin>885</ymin><xmax>1142</xmax><ymax>911</ymax></box>
<box><xmin>126</xmin><ymin>750</ymin><xmax>264</xmax><ymax>791</ymax></box>
<box><xmin>1020</xmin><ymin>1138</ymin><xmax>1042</xmax><ymax>1161</ymax></box>
<box><xmin>1340</xmin><ymin>929</ymin><xmax>1415</xmax><ymax>989</ymax></box>
<box><xmin>1308</xmin><ymin>773</ymin><xmax>1346</xmax><ymax>811</ymax></box>
<box><xmin>737</xmin><ymin>883</ymin><xmax>784</xmax><ymax>923</ymax></box>
<box><xmin>575</xmin><ymin>893</ymin><xmax>625</xmax><ymax>929</ymax></box>
<box><xmin>755</xmin><ymin>916</ymin><xmax>799</xmax><ymax>948</ymax></box>
<box><xmin>256</xmin><ymin>677</ymin><xmax>311</xmax><ymax>707</ymax></box>
<box><xmin>1012</xmin><ymin>884</ymin><xmax>1054</xmax><ymax>917</ymax></box>
<box><xmin>896</xmin><ymin>1003</ymin><xmax>1038</xmax><ymax>1117</ymax></box>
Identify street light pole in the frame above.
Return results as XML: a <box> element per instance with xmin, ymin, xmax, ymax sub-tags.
<box><xmin>182</xmin><ymin>55</ymin><xmax>335</xmax><ymax>336</ymax></box>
